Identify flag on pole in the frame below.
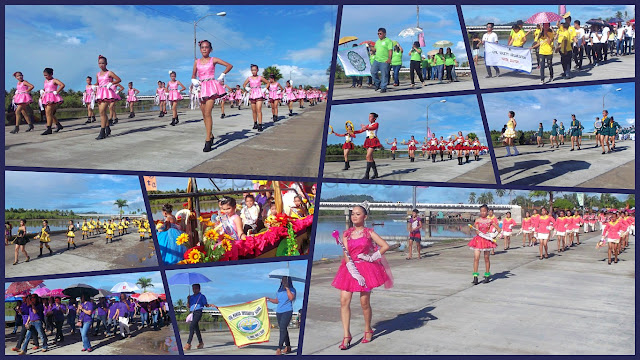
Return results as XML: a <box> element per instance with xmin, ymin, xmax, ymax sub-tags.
<box><xmin>337</xmin><ymin>45</ymin><xmax>372</xmax><ymax>77</ymax></box>
<box><xmin>427</xmin><ymin>127</ymin><xmax>432</xmax><ymax>139</ymax></box>
<box><xmin>217</xmin><ymin>297</ymin><xmax>271</xmax><ymax>347</ymax></box>
<box><xmin>418</xmin><ymin>32</ymin><xmax>426</xmax><ymax>47</ymax></box>
<box><xmin>559</xmin><ymin>5</ymin><xmax>567</xmax><ymax>15</ymax></box>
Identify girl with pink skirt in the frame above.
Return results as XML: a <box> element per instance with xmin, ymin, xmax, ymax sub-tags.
<box><xmin>218</xmin><ymin>80</ymin><xmax>233</xmax><ymax>119</ymax></box>
<box><xmin>233</xmin><ymin>85</ymin><xmax>244</xmax><ymax>109</ymax></box>
<box><xmin>126</xmin><ymin>82</ymin><xmax>140</xmax><ymax>118</ymax></box>
<box><xmin>166</xmin><ymin>72</ymin><xmax>187</xmax><ymax>126</ymax></box>
<box><xmin>331</xmin><ymin>204</ymin><xmax>392</xmax><ymax>350</ymax></box>
<box><xmin>267</xmin><ymin>75</ymin><xmax>284</xmax><ymax>122</ymax></box>
<box><xmin>468</xmin><ymin>204</ymin><xmax>498</xmax><ymax>284</ymax></box>
<box><xmin>242</xmin><ymin>64</ymin><xmax>269</xmax><ymax>132</ymax></box>
<box><xmin>94</xmin><ymin>55</ymin><xmax>121</xmax><ymax>139</ymax></box>
<box><xmin>83</xmin><ymin>76</ymin><xmax>96</xmax><ymax>124</ymax></box>
<box><xmin>284</xmin><ymin>80</ymin><xmax>296</xmax><ymax>116</ymax></box>
<box><xmin>296</xmin><ymin>85</ymin><xmax>306</xmax><ymax>109</ymax></box>
<box><xmin>109</xmin><ymin>83</ymin><xmax>124</xmax><ymax>125</ymax></box>
<box><xmin>10</xmin><ymin>71</ymin><xmax>34</xmax><ymax>133</ymax></box>
<box><xmin>191</xmin><ymin>39</ymin><xmax>233</xmax><ymax>152</ymax></box>
<box><xmin>40</xmin><ymin>67</ymin><xmax>65</xmax><ymax>135</ymax></box>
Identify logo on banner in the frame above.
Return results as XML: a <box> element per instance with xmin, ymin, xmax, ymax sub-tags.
<box><xmin>347</xmin><ymin>51</ymin><xmax>367</xmax><ymax>71</ymax></box>
<box><xmin>237</xmin><ymin>317</ymin><xmax>262</xmax><ymax>334</ymax></box>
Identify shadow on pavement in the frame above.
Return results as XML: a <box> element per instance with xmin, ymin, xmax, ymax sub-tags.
<box><xmin>371</xmin><ymin>306</ymin><xmax>438</xmax><ymax>342</ymax></box>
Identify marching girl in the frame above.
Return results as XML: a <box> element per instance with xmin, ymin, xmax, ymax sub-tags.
<box><xmin>191</xmin><ymin>39</ymin><xmax>233</xmax><ymax>152</ymax></box>
<box><xmin>35</xmin><ymin>220</ymin><xmax>53</xmax><ymax>257</ymax></box>
<box><xmin>564</xmin><ymin>210</ymin><xmax>575</xmax><ymax>248</ymax></box>
<box><xmin>243</xmin><ymin>65</ymin><xmax>269</xmax><ymax>132</ymax></box>
<box><xmin>94</xmin><ymin>55</ymin><xmax>121</xmax><ymax>140</ymax></box>
<box><xmin>407</xmin><ymin>136</ymin><xmax>419</xmax><ymax>162</ymax></box>
<box><xmin>588</xmin><ymin>211</ymin><xmax>597</xmax><ymax>233</ymax></box>
<box><xmin>10</xmin><ymin>71</ymin><xmax>35</xmax><ymax>133</ymax></box>
<box><xmin>296</xmin><ymin>85</ymin><xmax>306</xmax><ymax>109</ymax></box>
<box><xmin>284</xmin><ymin>80</ymin><xmax>297</xmax><ymax>116</ymax></box>
<box><xmin>427</xmin><ymin>135</ymin><xmax>439</xmax><ymax>162</ymax></box>
<box><xmin>601</xmin><ymin>210</ymin><xmax>622</xmax><ymax>264</ymax></box>
<box><xmin>81</xmin><ymin>219</ymin><xmax>89</xmax><ymax>240</ymax></box>
<box><xmin>167</xmin><ymin>71</ymin><xmax>187</xmax><ymax>126</ymax></box>
<box><xmin>109</xmin><ymin>83</ymin><xmax>124</xmax><ymax>125</ymax></box>
<box><xmin>453</xmin><ymin>131</ymin><xmax>465</xmax><ymax>165</ymax></box>
<box><xmin>139</xmin><ymin>219</ymin><xmax>147</xmax><ymax>240</ymax></box>
<box><xmin>446</xmin><ymin>136</ymin><xmax>455</xmax><ymax>160</ymax></box>
<box><xmin>267</xmin><ymin>75</ymin><xmax>284</xmax><ymax>122</ymax></box>
<box><xmin>83</xmin><ymin>76</ymin><xmax>97</xmax><ymax>124</ymax></box>
<box><xmin>536</xmin><ymin>122</ymin><xmax>544</xmax><ymax>147</ymax></box>
<box><xmin>521</xmin><ymin>211</ymin><xmax>532</xmax><ymax>247</ymax></box>
<box><xmin>420</xmin><ymin>137</ymin><xmax>428</xmax><ymax>158</ymax></box>
<box><xmin>468</xmin><ymin>204</ymin><xmax>498</xmax><ymax>284</ymax></box>
<box><xmin>331</xmin><ymin>204</ymin><xmax>392</xmax><ymax>350</ymax></box>
<box><xmin>233</xmin><ymin>85</ymin><xmax>245</xmax><ymax>109</ymax></box>
<box><xmin>407</xmin><ymin>209</ymin><xmax>422</xmax><ymax>260</ymax></box>
<box><xmin>536</xmin><ymin>208</ymin><xmax>554</xmax><ymax>260</ymax></box>
<box><xmin>558</xmin><ymin>121</ymin><xmax>565</xmax><ymax>145</ymax></box>
<box><xmin>471</xmin><ymin>137</ymin><xmax>482</xmax><ymax>161</ymax></box>
<box><xmin>353</xmin><ymin>113</ymin><xmax>382</xmax><ymax>179</ymax></box>
<box><xmin>105</xmin><ymin>219</ymin><xmax>114</xmax><ymax>244</ymax></box>
<box><xmin>570</xmin><ymin>114</ymin><xmax>582</xmax><ymax>151</ymax></box>
<box><xmin>554</xmin><ymin>210</ymin><xmax>567</xmax><ymax>253</ymax></box>
<box><xmin>117</xmin><ymin>219</ymin><xmax>124</xmax><ymax>237</ymax></box>
<box><xmin>218</xmin><ymin>80</ymin><xmax>233</xmax><ymax>119</ymax></box>
<box><xmin>572</xmin><ymin>211</ymin><xmax>583</xmax><ymax>246</ymax></box>
<box><xmin>330</xmin><ymin>123</ymin><xmax>356</xmax><ymax>170</ymax></box>
<box><xmin>487</xmin><ymin>209</ymin><xmax>499</xmax><ymax>255</ymax></box>
<box><xmin>386</xmin><ymin>138</ymin><xmax>398</xmax><ymax>160</ymax></box>
<box><xmin>67</xmin><ymin>220</ymin><xmax>77</xmax><ymax>250</ymax></box>
<box><xmin>550</xmin><ymin>119</ymin><xmax>559</xmax><ymax>148</ymax></box>
<box><xmin>12</xmin><ymin>219</ymin><xmax>30</xmax><ymax>265</ymax></box>
<box><xmin>463</xmin><ymin>135</ymin><xmax>473</xmax><ymax>163</ymax></box>
<box><xmin>501</xmin><ymin>212</ymin><xmax>517</xmax><ymax>250</ymax></box>
<box><xmin>40</xmin><ymin>67</ymin><xmax>65</xmax><ymax>135</ymax></box>
<box><xmin>503</xmin><ymin>111</ymin><xmax>519</xmax><ymax>156</ymax></box>
<box><xmin>530</xmin><ymin>209</ymin><xmax>540</xmax><ymax>247</ymax></box>
<box><xmin>156</xmin><ymin>81</ymin><xmax>166</xmax><ymax>117</ymax></box>
<box><xmin>126</xmin><ymin>82</ymin><xmax>140</xmax><ymax>118</ymax></box>
<box><xmin>88</xmin><ymin>218</ymin><xmax>95</xmax><ymax>236</ymax></box>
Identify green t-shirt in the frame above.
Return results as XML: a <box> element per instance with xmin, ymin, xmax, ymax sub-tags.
<box><xmin>391</xmin><ymin>50</ymin><xmax>403</xmax><ymax>66</ymax></box>
<box><xmin>374</xmin><ymin>37</ymin><xmax>393</xmax><ymax>63</ymax></box>
<box><xmin>444</xmin><ymin>53</ymin><xmax>456</xmax><ymax>66</ymax></box>
<box><xmin>434</xmin><ymin>54</ymin><xmax>445</xmax><ymax>65</ymax></box>
<box><xmin>410</xmin><ymin>47</ymin><xmax>422</xmax><ymax>61</ymax></box>
<box><xmin>421</xmin><ymin>59</ymin><xmax>429</xmax><ymax>68</ymax></box>
<box><xmin>369</xmin><ymin>54</ymin><xmax>375</xmax><ymax>64</ymax></box>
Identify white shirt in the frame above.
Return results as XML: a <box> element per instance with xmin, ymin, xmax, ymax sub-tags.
<box><xmin>617</xmin><ymin>27</ymin><xmax>626</xmax><ymax>40</ymax></box>
<box><xmin>574</xmin><ymin>28</ymin><xmax>585</xmax><ymax>45</ymax></box>
<box><xmin>482</xmin><ymin>32</ymin><xmax>498</xmax><ymax>43</ymax></box>
<box><xmin>591</xmin><ymin>31</ymin><xmax>604</xmax><ymax>44</ymax></box>
<box><xmin>602</xmin><ymin>27</ymin><xmax>610</xmax><ymax>43</ymax></box>
<box><xmin>240</xmin><ymin>205</ymin><xmax>259</xmax><ymax>226</ymax></box>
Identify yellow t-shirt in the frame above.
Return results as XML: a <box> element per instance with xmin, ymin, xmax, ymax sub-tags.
<box><xmin>556</xmin><ymin>28</ymin><xmax>572</xmax><ymax>53</ymax></box>
<box><xmin>511</xmin><ymin>29</ymin><xmax>526</xmax><ymax>46</ymax></box>
<box><xmin>568</xmin><ymin>26</ymin><xmax>576</xmax><ymax>41</ymax></box>
<box><xmin>538</xmin><ymin>31</ymin><xmax>555</xmax><ymax>55</ymax></box>
<box><xmin>534</xmin><ymin>28</ymin><xmax>541</xmax><ymax>41</ymax></box>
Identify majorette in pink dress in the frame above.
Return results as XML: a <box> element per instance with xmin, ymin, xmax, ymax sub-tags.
<box><xmin>196</xmin><ymin>57</ymin><xmax>226</xmax><ymax>101</ymax></box>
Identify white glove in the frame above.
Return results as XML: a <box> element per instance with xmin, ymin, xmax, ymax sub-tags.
<box><xmin>106</xmin><ymin>82</ymin><xmax>113</xmax><ymax>89</ymax></box>
<box><xmin>217</xmin><ymin>73</ymin><xmax>226</xmax><ymax>81</ymax></box>
<box><xmin>346</xmin><ymin>261</ymin><xmax>366</xmax><ymax>287</ymax></box>
<box><xmin>92</xmin><ymin>85</ymin><xmax>98</xmax><ymax>91</ymax></box>
<box><xmin>40</xmin><ymin>89</ymin><xmax>45</xmax><ymax>95</ymax></box>
<box><xmin>357</xmin><ymin>250</ymin><xmax>382</xmax><ymax>262</ymax></box>
<box><xmin>53</xmin><ymin>91</ymin><xmax>57</xmax><ymax>95</ymax></box>
<box><xmin>245</xmin><ymin>86</ymin><xmax>251</xmax><ymax>91</ymax></box>
<box><xmin>546</xmin><ymin>225</ymin><xmax>553</xmax><ymax>230</ymax></box>
<box><xmin>191</xmin><ymin>79</ymin><xmax>200</xmax><ymax>86</ymax></box>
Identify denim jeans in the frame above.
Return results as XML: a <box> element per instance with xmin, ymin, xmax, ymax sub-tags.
<box><xmin>391</xmin><ymin>65</ymin><xmax>401</xmax><ymax>85</ymax></box>
<box><xmin>67</xmin><ymin>315</ymin><xmax>76</xmax><ymax>333</ymax></box>
<box><xmin>540</xmin><ymin>54</ymin><xmax>554</xmax><ymax>80</ymax></box>
<box><xmin>625</xmin><ymin>36</ymin><xmax>632</xmax><ymax>54</ymax></box>
<box><xmin>276</xmin><ymin>311</ymin><xmax>293</xmax><ymax>349</ymax></box>
<box><xmin>431</xmin><ymin>67</ymin><xmax>437</xmax><ymax>79</ymax></box>
<box><xmin>573</xmin><ymin>45</ymin><xmax>584</xmax><ymax>68</ymax></box>
<box><xmin>16</xmin><ymin>322</ymin><xmax>39</xmax><ymax>349</ymax></box>
<box><xmin>437</xmin><ymin>64</ymin><xmax>445</xmax><ymax>81</ymax></box>
<box><xmin>187</xmin><ymin>310</ymin><xmax>203</xmax><ymax>345</ymax></box>
<box><xmin>485</xmin><ymin>65</ymin><xmax>500</xmax><ymax>77</ymax></box>
<box><xmin>422</xmin><ymin>67</ymin><xmax>429</xmax><ymax>80</ymax></box>
<box><xmin>22</xmin><ymin>320</ymin><xmax>47</xmax><ymax>352</ymax></box>
<box><xmin>152</xmin><ymin>310</ymin><xmax>159</xmax><ymax>330</ymax></box>
<box><xmin>140</xmin><ymin>312</ymin><xmax>148</xmax><ymax>327</ymax></box>
<box><xmin>616</xmin><ymin>39</ymin><xmax>625</xmax><ymax>55</ymax></box>
<box><xmin>80</xmin><ymin>321</ymin><xmax>91</xmax><ymax>350</ymax></box>
<box><xmin>371</xmin><ymin>60</ymin><xmax>390</xmax><ymax>90</ymax></box>
<box><xmin>94</xmin><ymin>314</ymin><xmax>107</xmax><ymax>334</ymax></box>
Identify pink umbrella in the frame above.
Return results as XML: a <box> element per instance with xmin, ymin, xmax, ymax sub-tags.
<box><xmin>137</xmin><ymin>292</ymin><xmax>159</xmax><ymax>302</ymax></box>
<box><xmin>525</xmin><ymin>12</ymin><xmax>563</xmax><ymax>24</ymax></box>
<box><xmin>48</xmin><ymin>289</ymin><xmax>66</xmax><ymax>298</ymax></box>
<box><xmin>34</xmin><ymin>287</ymin><xmax>51</xmax><ymax>297</ymax></box>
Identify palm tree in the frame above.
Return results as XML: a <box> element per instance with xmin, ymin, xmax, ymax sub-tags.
<box><xmin>495</xmin><ymin>189</ymin><xmax>505</xmax><ymax>203</ymax></box>
<box><xmin>262</xmin><ymin>66</ymin><xmax>283</xmax><ymax>81</ymax></box>
<box><xmin>114</xmin><ymin>199</ymin><xmax>129</xmax><ymax>216</ymax></box>
<box><xmin>485</xmin><ymin>192</ymin><xmax>494</xmax><ymax>204</ymax></box>
<box><xmin>530</xmin><ymin>190</ymin><xmax>554</xmax><ymax>214</ymax></box>
<box><xmin>175</xmin><ymin>299</ymin><xmax>185</xmax><ymax>312</ymax></box>
<box><xmin>136</xmin><ymin>277</ymin><xmax>154</xmax><ymax>293</ymax></box>
<box><xmin>468</xmin><ymin>192</ymin><xmax>476</xmax><ymax>204</ymax></box>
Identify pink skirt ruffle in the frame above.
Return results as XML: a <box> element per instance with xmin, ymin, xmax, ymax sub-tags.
<box><xmin>127</xmin><ymin>95</ymin><xmax>138</xmax><ymax>102</ymax></box>
<box><xmin>249</xmin><ymin>88</ymin><xmax>263</xmax><ymax>100</ymax></box>
<box><xmin>95</xmin><ymin>88</ymin><xmax>117</xmax><ymax>102</ymax></box>
<box><xmin>467</xmin><ymin>235</ymin><xmax>497</xmax><ymax>251</ymax></box>
<box><xmin>167</xmin><ymin>92</ymin><xmax>182</xmax><ymax>101</ymax></box>
<box><xmin>41</xmin><ymin>93</ymin><xmax>63</xmax><ymax>105</ymax></box>
<box><xmin>200</xmin><ymin>79</ymin><xmax>226</xmax><ymax>101</ymax></box>
<box><xmin>13</xmin><ymin>93</ymin><xmax>33</xmax><ymax>105</ymax></box>
<box><xmin>332</xmin><ymin>259</ymin><xmax>392</xmax><ymax>292</ymax></box>
<box><xmin>83</xmin><ymin>93</ymin><xmax>92</xmax><ymax>103</ymax></box>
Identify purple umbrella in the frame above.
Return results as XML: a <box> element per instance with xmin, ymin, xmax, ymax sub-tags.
<box><xmin>525</xmin><ymin>12</ymin><xmax>563</xmax><ymax>24</ymax></box>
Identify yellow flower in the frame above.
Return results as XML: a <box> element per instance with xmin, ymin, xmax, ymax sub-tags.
<box><xmin>187</xmin><ymin>249</ymin><xmax>203</xmax><ymax>263</ymax></box>
<box><xmin>177</xmin><ymin>259</ymin><xmax>188</xmax><ymax>265</ymax></box>
<box><xmin>220</xmin><ymin>239</ymin><xmax>232</xmax><ymax>252</ymax></box>
<box><xmin>198</xmin><ymin>216</ymin><xmax>204</xmax><ymax>223</ymax></box>
<box><xmin>204</xmin><ymin>228</ymin><xmax>218</xmax><ymax>241</ymax></box>
<box><xmin>176</xmin><ymin>233</ymin><xmax>189</xmax><ymax>246</ymax></box>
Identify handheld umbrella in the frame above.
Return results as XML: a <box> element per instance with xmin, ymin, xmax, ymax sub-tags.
<box><xmin>525</xmin><ymin>12</ymin><xmax>563</xmax><ymax>24</ymax></box>
<box><xmin>6</xmin><ymin>280</ymin><xmax>44</xmax><ymax>296</ymax></box>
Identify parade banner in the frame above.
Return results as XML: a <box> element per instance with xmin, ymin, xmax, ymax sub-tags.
<box><xmin>143</xmin><ymin>176</ymin><xmax>157</xmax><ymax>191</ymax></box>
<box><xmin>484</xmin><ymin>42</ymin><xmax>532</xmax><ymax>74</ymax></box>
<box><xmin>337</xmin><ymin>45</ymin><xmax>372</xmax><ymax>77</ymax></box>
<box><xmin>218</xmin><ymin>297</ymin><xmax>271</xmax><ymax>348</ymax></box>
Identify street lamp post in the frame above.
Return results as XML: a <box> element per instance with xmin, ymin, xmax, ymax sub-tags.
<box><xmin>602</xmin><ymin>87</ymin><xmax>622</xmax><ymax>110</ymax></box>
<box><xmin>426</xmin><ymin>99</ymin><xmax>447</xmax><ymax>138</ymax></box>
<box><xmin>194</xmin><ymin>12</ymin><xmax>226</xmax><ymax>59</ymax></box>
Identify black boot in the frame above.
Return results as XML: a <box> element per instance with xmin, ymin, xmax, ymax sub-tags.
<box><xmin>109</xmin><ymin>119</ymin><xmax>114</xmax><ymax>126</ymax></box>
<box><xmin>54</xmin><ymin>123</ymin><xmax>64</xmax><ymax>132</ymax></box>
<box><xmin>170</xmin><ymin>118</ymin><xmax>176</xmax><ymax>126</ymax></box>
<box><xmin>96</xmin><ymin>128</ymin><xmax>106</xmax><ymax>140</ymax></box>
<box><xmin>289</xmin><ymin>110</ymin><xmax>293</xmax><ymax>116</ymax></box>
<box><xmin>73</xmin><ymin>242</ymin><xmax>77</xmax><ymax>249</ymax></box>
<box><xmin>440</xmin><ymin>153</ymin><xmax>444</xmax><ymax>161</ymax></box>
<box><xmin>41</xmin><ymin>126</ymin><xmax>52</xmax><ymax>135</ymax></box>
<box><xmin>343</xmin><ymin>161</ymin><xmax>349</xmax><ymax>170</ymax></box>
<box><xmin>258</xmin><ymin>123</ymin><xmax>264</xmax><ymax>132</ymax></box>
<box><xmin>174</xmin><ymin>116</ymin><xmax>179</xmax><ymax>125</ymax></box>
<box><xmin>159</xmin><ymin>111</ymin><xmax>164</xmax><ymax>117</ymax></box>
<box><xmin>363</xmin><ymin>162</ymin><xmax>371</xmax><ymax>179</ymax></box>
<box><xmin>105</xmin><ymin>126</ymin><xmax>111</xmax><ymax>137</ymax></box>
<box><xmin>221</xmin><ymin>113</ymin><xmax>226</xmax><ymax>119</ymax></box>
<box><xmin>465</xmin><ymin>155</ymin><xmax>470</xmax><ymax>163</ymax></box>
<box><xmin>432</xmin><ymin>154</ymin><xmax>436</xmax><ymax>163</ymax></box>
<box><xmin>371</xmin><ymin>161</ymin><xmax>379</xmax><ymax>179</ymax></box>
<box><xmin>128</xmin><ymin>112</ymin><xmax>133</xmax><ymax>118</ymax></box>
<box><xmin>392</xmin><ymin>153</ymin><xmax>395</xmax><ymax>160</ymax></box>
<box><xmin>38</xmin><ymin>247</ymin><xmax>43</xmax><ymax>257</ymax></box>
<box><xmin>48</xmin><ymin>247</ymin><xmax>53</xmax><ymax>256</ymax></box>
<box><xmin>472</xmin><ymin>275</ymin><xmax>479</xmax><ymax>285</ymax></box>
<box><xmin>203</xmin><ymin>139</ymin><xmax>212</xmax><ymax>152</ymax></box>
<box><xmin>10</xmin><ymin>126</ymin><xmax>19</xmax><ymax>134</ymax></box>
<box><xmin>91</xmin><ymin>115</ymin><xmax>97</xmax><ymax>122</ymax></box>
<box><xmin>458</xmin><ymin>157</ymin><xmax>463</xmax><ymax>165</ymax></box>
<box><xmin>26</xmin><ymin>123</ymin><xmax>34</xmax><ymax>132</ymax></box>
<box><xmin>253</xmin><ymin>122</ymin><xmax>258</xmax><ymax>129</ymax></box>
<box><xmin>483</xmin><ymin>273</ymin><xmax>490</xmax><ymax>284</ymax></box>
<box><xmin>113</xmin><ymin>118</ymin><xmax>118</xmax><ymax>125</ymax></box>
<box><xmin>85</xmin><ymin>117</ymin><xmax>92</xmax><ymax>124</ymax></box>
<box><xmin>346</xmin><ymin>161</ymin><xmax>350</xmax><ymax>169</ymax></box>
<box><xmin>68</xmin><ymin>243</ymin><xmax>70</xmax><ymax>250</ymax></box>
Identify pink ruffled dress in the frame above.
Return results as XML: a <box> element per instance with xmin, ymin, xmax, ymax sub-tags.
<box><xmin>268</xmin><ymin>83</ymin><xmax>281</xmax><ymax>100</ymax></box>
<box><xmin>297</xmin><ymin>89</ymin><xmax>306</xmax><ymax>99</ymax></box>
<box><xmin>196</xmin><ymin>57</ymin><xmax>226</xmax><ymax>101</ymax></box>
<box><xmin>156</xmin><ymin>87</ymin><xmax>166</xmax><ymax>101</ymax></box>
<box><xmin>95</xmin><ymin>72</ymin><xmax>117</xmax><ymax>102</ymax></box>
<box><xmin>83</xmin><ymin>85</ymin><xmax>94</xmax><ymax>104</ymax></box>
<box><xmin>111</xmin><ymin>85</ymin><xmax>122</xmax><ymax>100</ymax></box>
<box><xmin>126</xmin><ymin>89</ymin><xmax>138</xmax><ymax>102</ymax></box>
<box><xmin>467</xmin><ymin>218</ymin><xmax>498</xmax><ymax>251</ymax></box>
<box><xmin>41</xmin><ymin>79</ymin><xmax>63</xmax><ymax>105</ymax></box>
<box><xmin>13</xmin><ymin>82</ymin><xmax>33</xmax><ymax>105</ymax></box>
<box><xmin>285</xmin><ymin>86</ymin><xmax>296</xmax><ymax>100</ymax></box>
<box><xmin>166</xmin><ymin>81</ymin><xmax>182</xmax><ymax>101</ymax></box>
<box><xmin>234</xmin><ymin>89</ymin><xmax>243</xmax><ymax>100</ymax></box>
<box><xmin>248</xmin><ymin>77</ymin><xmax>264</xmax><ymax>100</ymax></box>
<box><xmin>331</xmin><ymin>228</ymin><xmax>393</xmax><ymax>292</ymax></box>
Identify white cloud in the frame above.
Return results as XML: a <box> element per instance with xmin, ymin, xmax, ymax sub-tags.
<box><xmin>626</xmin><ymin>118</ymin><xmax>635</xmax><ymax>125</ymax></box>
<box><xmin>241</xmin><ymin>64</ymin><xmax>328</xmax><ymax>86</ymax></box>
<box><xmin>455</xmin><ymin>41</ymin><xmax>466</xmax><ymax>51</ymax></box>
<box><xmin>285</xmin><ymin>22</ymin><xmax>334</xmax><ymax>64</ymax></box>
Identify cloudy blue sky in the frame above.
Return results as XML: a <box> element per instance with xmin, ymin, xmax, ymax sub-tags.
<box><xmin>5</xmin><ymin>5</ymin><xmax>336</xmax><ymax>94</ymax></box>
<box><xmin>5</xmin><ymin>171</ymin><xmax>145</xmax><ymax>213</ymax></box>
<box><xmin>320</xmin><ymin>183</ymin><xmax>630</xmax><ymax>204</ymax></box>
<box><xmin>327</xmin><ymin>95</ymin><xmax>487</xmax><ymax>146</ymax></box>
<box><xmin>166</xmin><ymin>261</ymin><xmax>307</xmax><ymax>311</ymax></box>
<box><xmin>483</xmin><ymin>82</ymin><xmax>635</xmax><ymax>132</ymax></box>
<box><xmin>5</xmin><ymin>271</ymin><xmax>164</xmax><ymax>295</ymax></box>
<box><xmin>462</xmin><ymin>5</ymin><xmax>635</xmax><ymax>26</ymax></box>
<box><xmin>153</xmin><ymin>177</ymin><xmax>255</xmax><ymax>193</ymax></box>
<box><xmin>339</xmin><ymin>5</ymin><xmax>468</xmax><ymax>65</ymax></box>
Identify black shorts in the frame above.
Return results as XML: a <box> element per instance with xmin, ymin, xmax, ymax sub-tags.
<box><xmin>15</xmin><ymin>236</ymin><xmax>27</xmax><ymax>246</ymax></box>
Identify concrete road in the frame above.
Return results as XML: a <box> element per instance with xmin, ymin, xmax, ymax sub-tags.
<box><xmin>180</xmin><ymin>328</ymin><xmax>299</xmax><ymax>355</ymax></box>
<box><xmin>6</xmin><ymin>232</ymin><xmax>157</xmax><ymax>278</ymax></box>
<box><xmin>5</xmin><ymin>321</ymin><xmax>176</xmax><ymax>355</ymax></box>
<box><xmin>475</xmin><ymin>54</ymin><xmax>635</xmax><ymax>90</ymax></box>
<box><xmin>323</xmin><ymin>154</ymin><xmax>496</xmax><ymax>184</ymax></box>
<box><xmin>5</xmin><ymin>103</ymin><xmax>325</xmax><ymax>178</ymax></box>
<box><xmin>303</xmin><ymin>231</ymin><xmax>634</xmax><ymax>355</ymax></box>
<box><xmin>331</xmin><ymin>76</ymin><xmax>474</xmax><ymax>101</ymax></box>
<box><xmin>495</xmin><ymin>139</ymin><xmax>635</xmax><ymax>189</ymax></box>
